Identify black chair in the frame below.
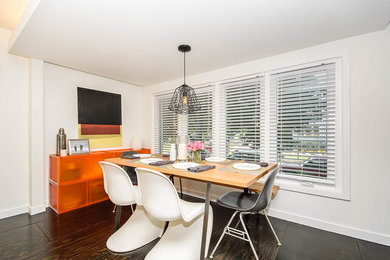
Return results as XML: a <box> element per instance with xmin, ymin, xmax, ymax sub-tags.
<box><xmin>121</xmin><ymin>151</ymin><xmax>139</xmax><ymax>184</ymax></box>
<box><xmin>209</xmin><ymin>168</ymin><xmax>281</xmax><ymax>260</ymax></box>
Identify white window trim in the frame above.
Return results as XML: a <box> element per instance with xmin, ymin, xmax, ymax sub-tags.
<box><xmin>264</xmin><ymin>56</ymin><xmax>351</xmax><ymax>201</ymax></box>
<box><xmin>151</xmin><ymin>92</ymin><xmax>156</xmax><ymax>153</ymax></box>
<box><xmin>151</xmin><ymin>53</ymin><xmax>351</xmax><ymax>201</ymax></box>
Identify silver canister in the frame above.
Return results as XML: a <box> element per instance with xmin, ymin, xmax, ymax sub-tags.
<box><xmin>56</xmin><ymin>128</ymin><xmax>67</xmax><ymax>156</ymax></box>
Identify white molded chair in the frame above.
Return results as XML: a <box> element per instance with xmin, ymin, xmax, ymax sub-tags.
<box><xmin>135</xmin><ymin>167</ymin><xmax>213</xmax><ymax>260</ymax></box>
<box><xmin>99</xmin><ymin>162</ymin><xmax>165</xmax><ymax>253</ymax></box>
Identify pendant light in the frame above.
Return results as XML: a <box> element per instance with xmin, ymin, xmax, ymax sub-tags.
<box><xmin>168</xmin><ymin>45</ymin><xmax>201</xmax><ymax>114</ymax></box>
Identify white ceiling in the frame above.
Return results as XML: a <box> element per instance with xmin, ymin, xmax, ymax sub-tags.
<box><xmin>8</xmin><ymin>0</ymin><xmax>390</xmax><ymax>86</ymax></box>
<box><xmin>0</xmin><ymin>0</ymin><xmax>29</xmax><ymax>30</ymax></box>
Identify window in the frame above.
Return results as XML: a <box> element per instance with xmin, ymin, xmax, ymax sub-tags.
<box><xmin>153</xmin><ymin>85</ymin><xmax>214</xmax><ymax>154</ymax></box>
<box><xmin>154</xmin><ymin>92</ymin><xmax>178</xmax><ymax>154</ymax></box>
<box><xmin>269</xmin><ymin>63</ymin><xmax>336</xmax><ymax>185</ymax></box>
<box><xmin>213</xmin><ymin>76</ymin><xmax>264</xmax><ymax>160</ymax></box>
<box><xmin>188</xmin><ymin>86</ymin><xmax>214</xmax><ymax>154</ymax></box>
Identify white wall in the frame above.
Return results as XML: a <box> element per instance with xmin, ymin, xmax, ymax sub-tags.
<box><xmin>43</xmin><ymin>63</ymin><xmax>144</xmax><ymax>204</ymax></box>
<box><xmin>142</xmin><ymin>26</ymin><xmax>390</xmax><ymax>245</ymax></box>
<box><xmin>0</xmin><ymin>43</ymin><xmax>145</xmax><ymax>217</ymax></box>
<box><xmin>0</xmin><ymin>28</ymin><xmax>29</xmax><ymax>218</ymax></box>
<box><xmin>29</xmin><ymin>59</ymin><xmax>45</xmax><ymax>215</ymax></box>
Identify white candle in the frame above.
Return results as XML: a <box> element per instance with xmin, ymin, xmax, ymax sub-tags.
<box><xmin>60</xmin><ymin>149</ymin><xmax>67</xmax><ymax>156</ymax></box>
<box><xmin>178</xmin><ymin>143</ymin><xmax>187</xmax><ymax>160</ymax></box>
<box><xmin>170</xmin><ymin>144</ymin><xmax>177</xmax><ymax>161</ymax></box>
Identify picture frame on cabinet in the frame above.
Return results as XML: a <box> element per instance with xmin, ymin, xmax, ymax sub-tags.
<box><xmin>68</xmin><ymin>139</ymin><xmax>90</xmax><ymax>155</ymax></box>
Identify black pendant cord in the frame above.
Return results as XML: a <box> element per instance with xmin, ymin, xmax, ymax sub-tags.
<box><xmin>183</xmin><ymin>51</ymin><xmax>186</xmax><ymax>84</ymax></box>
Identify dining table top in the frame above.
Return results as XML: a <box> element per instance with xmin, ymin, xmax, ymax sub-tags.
<box><xmin>105</xmin><ymin>154</ymin><xmax>277</xmax><ymax>189</ymax></box>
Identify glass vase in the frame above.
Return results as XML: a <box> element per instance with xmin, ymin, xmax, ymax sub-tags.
<box><xmin>192</xmin><ymin>150</ymin><xmax>202</xmax><ymax>163</ymax></box>
<box><xmin>176</xmin><ymin>134</ymin><xmax>189</xmax><ymax>162</ymax></box>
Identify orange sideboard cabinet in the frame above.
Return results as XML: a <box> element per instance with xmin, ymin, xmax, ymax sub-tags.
<box><xmin>49</xmin><ymin>148</ymin><xmax>150</xmax><ymax>214</ymax></box>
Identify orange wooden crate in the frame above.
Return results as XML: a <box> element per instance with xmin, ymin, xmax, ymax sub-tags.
<box><xmin>88</xmin><ymin>151</ymin><xmax>115</xmax><ymax>180</ymax></box>
<box><xmin>50</xmin><ymin>181</ymin><xmax>89</xmax><ymax>214</ymax></box>
<box><xmin>89</xmin><ymin>178</ymin><xmax>109</xmax><ymax>204</ymax></box>
<box><xmin>50</xmin><ymin>154</ymin><xmax>90</xmax><ymax>185</ymax></box>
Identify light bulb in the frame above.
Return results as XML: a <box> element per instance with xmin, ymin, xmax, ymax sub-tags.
<box><xmin>182</xmin><ymin>95</ymin><xmax>188</xmax><ymax>105</ymax></box>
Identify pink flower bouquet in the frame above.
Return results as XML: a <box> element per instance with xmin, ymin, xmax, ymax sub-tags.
<box><xmin>186</xmin><ymin>141</ymin><xmax>205</xmax><ymax>152</ymax></box>
<box><xmin>187</xmin><ymin>141</ymin><xmax>204</xmax><ymax>163</ymax></box>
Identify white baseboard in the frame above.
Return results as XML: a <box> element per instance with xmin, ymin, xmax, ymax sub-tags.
<box><xmin>28</xmin><ymin>204</ymin><xmax>47</xmax><ymax>215</ymax></box>
<box><xmin>268</xmin><ymin>208</ymin><xmax>390</xmax><ymax>247</ymax></box>
<box><xmin>182</xmin><ymin>188</ymin><xmax>390</xmax><ymax>247</ymax></box>
<box><xmin>0</xmin><ymin>205</ymin><xmax>29</xmax><ymax>219</ymax></box>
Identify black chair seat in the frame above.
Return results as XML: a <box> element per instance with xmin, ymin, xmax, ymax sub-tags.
<box><xmin>210</xmin><ymin>169</ymin><xmax>281</xmax><ymax>259</ymax></box>
<box><xmin>217</xmin><ymin>191</ymin><xmax>267</xmax><ymax>212</ymax></box>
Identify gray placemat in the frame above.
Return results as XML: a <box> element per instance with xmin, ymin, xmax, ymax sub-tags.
<box><xmin>164</xmin><ymin>164</ymin><xmax>192</xmax><ymax>173</ymax></box>
<box><xmin>204</xmin><ymin>159</ymin><xmax>234</xmax><ymax>165</ymax></box>
<box><xmin>125</xmin><ymin>159</ymin><xmax>142</xmax><ymax>164</ymax></box>
<box><xmin>163</xmin><ymin>164</ymin><xmax>213</xmax><ymax>173</ymax></box>
<box><xmin>219</xmin><ymin>164</ymin><xmax>263</xmax><ymax>175</ymax></box>
<box><xmin>126</xmin><ymin>159</ymin><xmax>172</xmax><ymax>167</ymax></box>
<box><xmin>148</xmin><ymin>154</ymin><xmax>165</xmax><ymax>158</ymax></box>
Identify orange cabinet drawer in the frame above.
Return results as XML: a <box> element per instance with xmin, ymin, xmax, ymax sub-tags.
<box><xmin>89</xmin><ymin>179</ymin><xmax>109</xmax><ymax>204</ymax></box>
<box><xmin>50</xmin><ymin>155</ymin><xmax>60</xmax><ymax>183</ymax></box>
<box><xmin>50</xmin><ymin>182</ymin><xmax>89</xmax><ymax>214</ymax></box>
<box><xmin>89</xmin><ymin>152</ymin><xmax>113</xmax><ymax>179</ymax></box>
<box><xmin>50</xmin><ymin>154</ymin><xmax>91</xmax><ymax>184</ymax></box>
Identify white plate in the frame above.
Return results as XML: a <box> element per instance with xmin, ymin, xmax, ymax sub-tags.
<box><xmin>173</xmin><ymin>162</ymin><xmax>199</xmax><ymax>170</ymax></box>
<box><xmin>233</xmin><ymin>163</ymin><xmax>261</xmax><ymax>171</ymax></box>
<box><xmin>205</xmin><ymin>157</ymin><xmax>226</xmax><ymax>162</ymax></box>
<box><xmin>140</xmin><ymin>158</ymin><xmax>163</xmax><ymax>164</ymax></box>
<box><xmin>133</xmin><ymin>154</ymin><xmax>151</xmax><ymax>158</ymax></box>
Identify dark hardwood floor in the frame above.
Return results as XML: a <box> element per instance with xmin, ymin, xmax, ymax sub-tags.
<box><xmin>0</xmin><ymin>195</ymin><xmax>389</xmax><ymax>259</ymax></box>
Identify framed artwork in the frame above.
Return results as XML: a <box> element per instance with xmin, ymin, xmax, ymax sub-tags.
<box><xmin>68</xmin><ymin>139</ymin><xmax>90</xmax><ymax>155</ymax></box>
<box><xmin>77</xmin><ymin>87</ymin><xmax>122</xmax><ymax>148</ymax></box>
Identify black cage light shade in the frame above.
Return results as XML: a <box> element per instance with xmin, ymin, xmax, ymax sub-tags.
<box><xmin>168</xmin><ymin>45</ymin><xmax>201</xmax><ymax>114</ymax></box>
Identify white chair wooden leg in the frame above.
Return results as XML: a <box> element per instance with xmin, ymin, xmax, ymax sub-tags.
<box><xmin>107</xmin><ymin>206</ymin><xmax>165</xmax><ymax>253</ymax></box>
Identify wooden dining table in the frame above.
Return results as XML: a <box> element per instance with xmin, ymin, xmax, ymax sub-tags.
<box><xmin>105</xmin><ymin>155</ymin><xmax>277</xmax><ymax>260</ymax></box>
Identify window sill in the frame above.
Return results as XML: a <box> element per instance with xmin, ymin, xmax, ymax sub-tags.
<box><xmin>263</xmin><ymin>177</ymin><xmax>351</xmax><ymax>201</ymax></box>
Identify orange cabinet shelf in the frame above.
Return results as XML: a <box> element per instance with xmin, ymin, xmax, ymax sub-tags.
<box><xmin>50</xmin><ymin>181</ymin><xmax>89</xmax><ymax>214</ymax></box>
<box><xmin>89</xmin><ymin>178</ymin><xmax>109</xmax><ymax>204</ymax></box>
<box><xmin>49</xmin><ymin>148</ymin><xmax>150</xmax><ymax>214</ymax></box>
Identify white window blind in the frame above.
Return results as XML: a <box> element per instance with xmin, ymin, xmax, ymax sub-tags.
<box><xmin>270</xmin><ymin>63</ymin><xmax>336</xmax><ymax>184</ymax></box>
<box><xmin>154</xmin><ymin>85</ymin><xmax>214</xmax><ymax>154</ymax></box>
<box><xmin>188</xmin><ymin>86</ymin><xmax>214</xmax><ymax>153</ymax></box>
<box><xmin>214</xmin><ymin>76</ymin><xmax>264</xmax><ymax>160</ymax></box>
<box><xmin>154</xmin><ymin>92</ymin><xmax>178</xmax><ymax>153</ymax></box>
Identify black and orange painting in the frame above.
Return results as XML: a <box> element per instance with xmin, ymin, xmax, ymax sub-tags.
<box><xmin>77</xmin><ymin>87</ymin><xmax>122</xmax><ymax>148</ymax></box>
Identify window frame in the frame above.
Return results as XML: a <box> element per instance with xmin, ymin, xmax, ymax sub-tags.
<box><xmin>213</xmin><ymin>75</ymin><xmax>264</xmax><ymax>160</ymax></box>
<box><xmin>263</xmin><ymin>57</ymin><xmax>351</xmax><ymax>200</ymax></box>
<box><xmin>152</xmin><ymin>91</ymin><xmax>178</xmax><ymax>154</ymax></box>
